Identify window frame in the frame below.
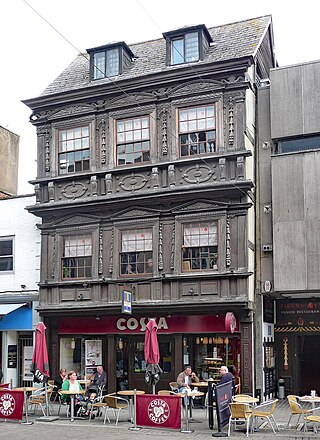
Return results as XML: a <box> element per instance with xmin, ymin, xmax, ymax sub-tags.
<box><xmin>178</xmin><ymin>103</ymin><xmax>217</xmax><ymax>157</ymax></box>
<box><xmin>119</xmin><ymin>228</ymin><xmax>154</xmax><ymax>277</ymax></box>
<box><xmin>115</xmin><ymin>114</ymin><xmax>151</xmax><ymax>167</ymax></box>
<box><xmin>0</xmin><ymin>236</ymin><xmax>14</xmax><ymax>273</ymax></box>
<box><xmin>58</xmin><ymin>125</ymin><xmax>90</xmax><ymax>175</ymax></box>
<box><xmin>171</xmin><ymin>32</ymin><xmax>200</xmax><ymax>65</ymax></box>
<box><xmin>61</xmin><ymin>234</ymin><xmax>93</xmax><ymax>280</ymax></box>
<box><xmin>181</xmin><ymin>222</ymin><xmax>218</xmax><ymax>272</ymax></box>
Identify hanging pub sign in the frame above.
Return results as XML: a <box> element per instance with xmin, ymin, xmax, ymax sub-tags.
<box><xmin>225</xmin><ymin>312</ymin><xmax>237</xmax><ymax>333</ymax></box>
<box><xmin>122</xmin><ymin>290</ymin><xmax>132</xmax><ymax>315</ymax></box>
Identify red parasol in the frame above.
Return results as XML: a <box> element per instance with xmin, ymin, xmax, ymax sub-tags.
<box><xmin>144</xmin><ymin>319</ymin><xmax>160</xmax><ymax>364</ymax></box>
<box><xmin>31</xmin><ymin>322</ymin><xmax>50</xmax><ymax>380</ymax></box>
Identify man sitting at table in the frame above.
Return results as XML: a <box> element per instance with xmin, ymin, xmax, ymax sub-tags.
<box><xmin>87</xmin><ymin>365</ymin><xmax>107</xmax><ymax>394</ymax></box>
<box><xmin>176</xmin><ymin>365</ymin><xmax>199</xmax><ymax>392</ymax></box>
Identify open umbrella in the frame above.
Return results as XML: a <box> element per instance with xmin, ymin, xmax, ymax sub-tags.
<box><xmin>144</xmin><ymin>318</ymin><xmax>163</xmax><ymax>394</ymax></box>
<box><xmin>30</xmin><ymin>322</ymin><xmax>58</xmax><ymax>421</ymax></box>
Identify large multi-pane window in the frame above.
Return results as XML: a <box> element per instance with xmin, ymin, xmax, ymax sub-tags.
<box><xmin>62</xmin><ymin>235</ymin><xmax>92</xmax><ymax>279</ymax></box>
<box><xmin>120</xmin><ymin>229</ymin><xmax>153</xmax><ymax>275</ymax></box>
<box><xmin>0</xmin><ymin>237</ymin><xmax>13</xmax><ymax>272</ymax></box>
<box><xmin>93</xmin><ymin>48</ymin><xmax>119</xmax><ymax>79</ymax></box>
<box><xmin>182</xmin><ymin>223</ymin><xmax>218</xmax><ymax>271</ymax></box>
<box><xmin>58</xmin><ymin>126</ymin><xmax>90</xmax><ymax>174</ymax></box>
<box><xmin>116</xmin><ymin>116</ymin><xmax>150</xmax><ymax>166</ymax></box>
<box><xmin>171</xmin><ymin>32</ymin><xmax>199</xmax><ymax>65</ymax></box>
<box><xmin>179</xmin><ymin>105</ymin><xmax>216</xmax><ymax>156</ymax></box>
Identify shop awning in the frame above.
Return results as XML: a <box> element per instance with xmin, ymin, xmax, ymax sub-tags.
<box><xmin>0</xmin><ymin>303</ymin><xmax>27</xmax><ymax>317</ymax></box>
<box><xmin>0</xmin><ymin>303</ymin><xmax>32</xmax><ymax>330</ymax></box>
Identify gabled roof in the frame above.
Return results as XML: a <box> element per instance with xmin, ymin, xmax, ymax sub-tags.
<box><xmin>40</xmin><ymin>15</ymin><xmax>272</xmax><ymax>97</ymax></box>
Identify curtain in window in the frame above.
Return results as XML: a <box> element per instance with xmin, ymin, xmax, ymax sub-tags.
<box><xmin>183</xmin><ymin>224</ymin><xmax>217</xmax><ymax>246</ymax></box>
<box><xmin>121</xmin><ymin>230</ymin><xmax>152</xmax><ymax>252</ymax></box>
<box><xmin>64</xmin><ymin>236</ymin><xmax>92</xmax><ymax>257</ymax></box>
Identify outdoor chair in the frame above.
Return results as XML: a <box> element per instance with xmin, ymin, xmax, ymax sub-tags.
<box><xmin>251</xmin><ymin>399</ymin><xmax>279</xmax><ymax>434</ymax></box>
<box><xmin>228</xmin><ymin>402</ymin><xmax>252</xmax><ymax>437</ymax></box>
<box><xmin>28</xmin><ymin>387</ymin><xmax>53</xmax><ymax>416</ymax></box>
<box><xmin>287</xmin><ymin>395</ymin><xmax>309</xmax><ymax>428</ymax></box>
<box><xmin>169</xmin><ymin>381</ymin><xmax>178</xmax><ymax>392</ymax></box>
<box><xmin>103</xmin><ymin>395</ymin><xmax>129</xmax><ymax>426</ymax></box>
<box><xmin>88</xmin><ymin>393</ymin><xmax>116</xmax><ymax>422</ymax></box>
<box><xmin>303</xmin><ymin>406</ymin><xmax>320</xmax><ymax>433</ymax></box>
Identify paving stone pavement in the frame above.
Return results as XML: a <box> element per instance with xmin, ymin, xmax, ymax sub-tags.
<box><xmin>0</xmin><ymin>398</ymin><xmax>319</xmax><ymax>440</ymax></box>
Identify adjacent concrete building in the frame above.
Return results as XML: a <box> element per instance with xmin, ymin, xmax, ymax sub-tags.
<box><xmin>23</xmin><ymin>16</ymin><xmax>277</xmax><ymax>393</ymax></box>
<box><xmin>257</xmin><ymin>60</ymin><xmax>320</xmax><ymax>397</ymax></box>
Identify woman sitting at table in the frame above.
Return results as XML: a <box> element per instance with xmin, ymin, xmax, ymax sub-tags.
<box><xmin>61</xmin><ymin>370</ymin><xmax>83</xmax><ymax>415</ymax></box>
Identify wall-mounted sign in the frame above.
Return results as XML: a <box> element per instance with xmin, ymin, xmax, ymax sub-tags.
<box><xmin>263</xmin><ymin>296</ymin><xmax>274</xmax><ymax>323</ymax></box>
<box><xmin>264</xmin><ymin>280</ymin><xmax>272</xmax><ymax>293</ymax></box>
<box><xmin>276</xmin><ymin>299</ymin><xmax>320</xmax><ymax>328</ymax></box>
<box><xmin>7</xmin><ymin>345</ymin><xmax>17</xmax><ymax>369</ymax></box>
<box><xmin>122</xmin><ymin>290</ymin><xmax>132</xmax><ymax>315</ymax></box>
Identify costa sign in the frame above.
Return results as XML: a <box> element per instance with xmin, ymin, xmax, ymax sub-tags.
<box><xmin>116</xmin><ymin>317</ymin><xmax>168</xmax><ymax>332</ymax></box>
<box><xmin>0</xmin><ymin>390</ymin><xmax>24</xmax><ymax>420</ymax></box>
<box><xmin>136</xmin><ymin>394</ymin><xmax>181</xmax><ymax>429</ymax></box>
<box><xmin>225</xmin><ymin>312</ymin><xmax>237</xmax><ymax>334</ymax></box>
<box><xmin>59</xmin><ymin>314</ymin><xmax>239</xmax><ymax>334</ymax></box>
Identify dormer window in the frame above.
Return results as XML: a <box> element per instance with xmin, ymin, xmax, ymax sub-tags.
<box><xmin>87</xmin><ymin>42</ymin><xmax>134</xmax><ymax>80</ymax></box>
<box><xmin>163</xmin><ymin>24</ymin><xmax>212</xmax><ymax>66</ymax></box>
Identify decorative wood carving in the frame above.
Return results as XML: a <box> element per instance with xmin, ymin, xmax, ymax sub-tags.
<box><xmin>170</xmin><ymin>222</ymin><xmax>175</xmax><ymax>270</ymax></box>
<box><xmin>98</xmin><ymin>118</ymin><xmax>107</xmax><ymax>165</ymax></box>
<box><xmin>105</xmin><ymin>173</ymin><xmax>112</xmax><ymax>195</ymax></box>
<box><xmin>173</xmin><ymin>199</ymin><xmax>227</xmax><ymax>213</ymax></box>
<box><xmin>158</xmin><ymin>106</ymin><xmax>169</xmax><ymax>155</ymax></box>
<box><xmin>111</xmin><ymin>207</ymin><xmax>159</xmax><ymax>220</ymax></box>
<box><xmin>168</xmin><ymin>165</ymin><xmax>175</xmax><ymax>187</ymax></box>
<box><xmin>158</xmin><ymin>222</ymin><xmax>164</xmax><ymax>271</ymax></box>
<box><xmin>109</xmin><ymin>227</ymin><xmax>114</xmax><ymax>274</ymax></box>
<box><xmin>219</xmin><ymin>158</ymin><xmax>227</xmax><ymax>180</ymax></box>
<box><xmin>90</xmin><ymin>175</ymin><xmax>98</xmax><ymax>197</ymax></box>
<box><xmin>151</xmin><ymin>167</ymin><xmax>159</xmax><ymax>188</ymax></box>
<box><xmin>60</xmin><ymin>181</ymin><xmax>88</xmax><ymax>200</ymax></box>
<box><xmin>48</xmin><ymin>181</ymin><xmax>55</xmax><ymax>202</ymax></box>
<box><xmin>35</xmin><ymin>184</ymin><xmax>41</xmax><ymax>204</ymax></box>
<box><xmin>118</xmin><ymin>172</ymin><xmax>148</xmax><ymax>192</ymax></box>
<box><xmin>237</xmin><ymin>156</ymin><xmax>245</xmax><ymax>179</ymax></box>
<box><xmin>180</xmin><ymin>163</ymin><xmax>214</xmax><ymax>184</ymax></box>
<box><xmin>51</xmin><ymin>233</ymin><xmax>56</xmax><ymax>279</ymax></box>
<box><xmin>37</xmin><ymin>126</ymin><xmax>51</xmax><ymax>172</ymax></box>
<box><xmin>169</xmin><ymin>80</ymin><xmax>225</xmax><ymax>97</ymax></box>
<box><xmin>98</xmin><ymin>227</ymin><xmax>103</xmax><ymax>275</ymax></box>
<box><xmin>49</xmin><ymin>104</ymin><xmax>96</xmax><ymax>119</ymax></box>
<box><xmin>226</xmin><ymin>216</ymin><xmax>231</xmax><ymax>267</ymax></box>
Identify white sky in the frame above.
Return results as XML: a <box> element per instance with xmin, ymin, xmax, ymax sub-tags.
<box><xmin>1</xmin><ymin>0</ymin><xmax>319</xmax><ymax>194</ymax></box>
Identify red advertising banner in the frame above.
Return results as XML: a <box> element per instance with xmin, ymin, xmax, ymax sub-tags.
<box><xmin>0</xmin><ymin>390</ymin><xmax>24</xmax><ymax>420</ymax></box>
<box><xmin>136</xmin><ymin>394</ymin><xmax>181</xmax><ymax>429</ymax></box>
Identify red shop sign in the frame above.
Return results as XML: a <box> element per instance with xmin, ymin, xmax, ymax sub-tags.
<box><xmin>0</xmin><ymin>390</ymin><xmax>24</xmax><ymax>420</ymax></box>
<box><xmin>136</xmin><ymin>394</ymin><xmax>181</xmax><ymax>429</ymax></box>
<box><xmin>58</xmin><ymin>314</ymin><xmax>239</xmax><ymax>334</ymax></box>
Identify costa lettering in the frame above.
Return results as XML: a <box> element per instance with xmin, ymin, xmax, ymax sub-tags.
<box><xmin>116</xmin><ymin>317</ymin><xmax>168</xmax><ymax>331</ymax></box>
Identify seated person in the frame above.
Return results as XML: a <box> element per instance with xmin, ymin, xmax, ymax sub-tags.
<box><xmin>61</xmin><ymin>370</ymin><xmax>83</xmax><ymax>415</ymax></box>
<box><xmin>177</xmin><ymin>365</ymin><xmax>199</xmax><ymax>392</ymax></box>
<box><xmin>87</xmin><ymin>365</ymin><xmax>107</xmax><ymax>394</ymax></box>
<box><xmin>78</xmin><ymin>391</ymin><xmax>97</xmax><ymax>416</ymax></box>
<box><xmin>54</xmin><ymin>368</ymin><xmax>67</xmax><ymax>391</ymax></box>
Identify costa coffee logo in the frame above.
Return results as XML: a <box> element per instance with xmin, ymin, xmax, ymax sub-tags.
<box><xmin>148</xmin><ymin>398</ymin><xmax>170</xmax><ymax>424</ymax></box>
<box><xmin>116</xmin><ymin>317</ymin><xmax>168</xmax><ymax>332</ymax></box>
<box><xmin>0</xmin><ymin>393</ymin><xmax>15</xmax><ymax>417</ymax></box>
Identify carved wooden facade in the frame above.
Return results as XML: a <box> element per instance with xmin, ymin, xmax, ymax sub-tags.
<box><xmin>24</xmin><ymin>17</ymin><xmax>276</xmax><ymax>393</ymax></box>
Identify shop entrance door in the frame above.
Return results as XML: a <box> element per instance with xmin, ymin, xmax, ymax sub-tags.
<box><xmin>116</xmin><ymin>335</ymin><xmax>174</xmax><ymax>392</ymax></box>
<box><xmin>300</xmin><ymin>335</ymin><xmax>320</xmax><ymax>395</ymax></box>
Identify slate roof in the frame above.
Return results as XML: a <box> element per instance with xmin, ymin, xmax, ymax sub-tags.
<box><xmin>41</xmin><ymin>15</ymin><xmax>271</xmax><ymax>97</ymax></box>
